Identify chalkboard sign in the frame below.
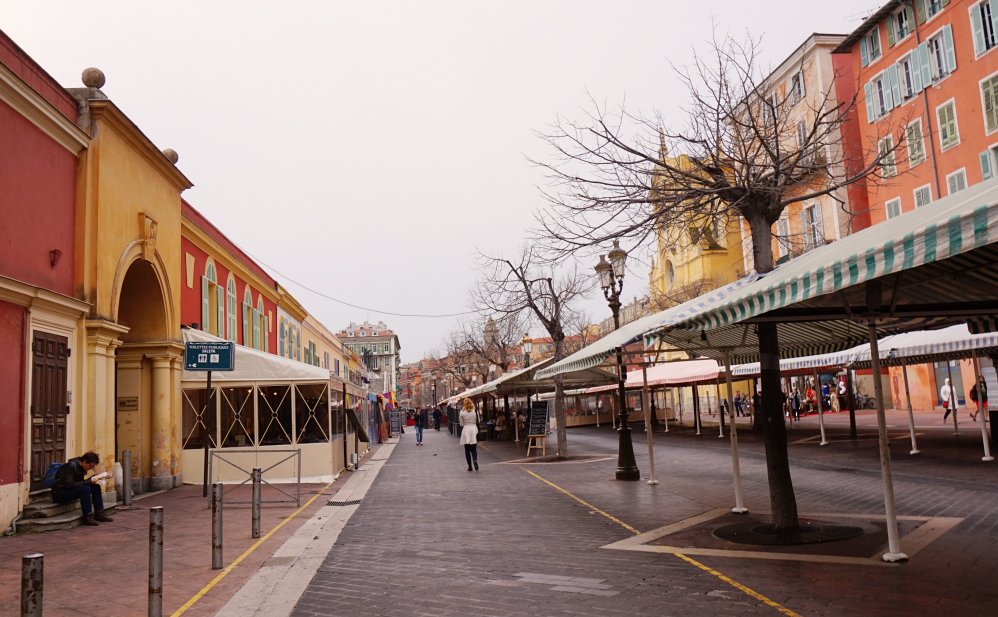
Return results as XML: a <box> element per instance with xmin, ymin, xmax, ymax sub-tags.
<box><xmin>528</xmin><ymin>401</ymin><xmax>548</xmax><ymax>436</ymax></box>
<box><xmin>389</xmin><ymin>410</ymin><xmax>401</xmax><ymax>437</ymax></box>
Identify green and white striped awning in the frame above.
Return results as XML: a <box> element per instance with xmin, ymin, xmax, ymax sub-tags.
<box><xmin>645</xmin><ymin>177</ymin><xmax>998</xmax><ymax>363</ymax></box>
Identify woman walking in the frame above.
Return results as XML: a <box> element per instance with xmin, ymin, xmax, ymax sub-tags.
<box><xmin>940</xmin><ymin>378</ymin><xmax>957</xmax><ymax>422</ymax></box>
<box><xmin>459</xmin><ymin>398</ymin><xmax>480</xmax><ymax>471</ymax></box>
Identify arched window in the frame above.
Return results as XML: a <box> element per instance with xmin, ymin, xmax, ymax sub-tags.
<box><xmin>202</xmin><ymin>261</ymin><xmax>220</xmax><ymax>335</ymax></box>
<box><xmin>279</xmin><ymin>317</ymin><xmax>286</xmax><ymax>357</ymax></box>
<box><xmin>243</xmin><ymin>288</ymin><xmax>252</xmax><ymax>346</ymax></box>
<box><xmin>226</xmin><ymin>276</ymin><xmax>237</xmax><ymax>342</ymax></box>
<box><xmin>257</xmin><ymin>298</ymin><xmax>267</xmax><ymax>352</ymax></box>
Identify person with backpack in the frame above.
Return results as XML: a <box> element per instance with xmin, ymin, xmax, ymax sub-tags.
<box><xmin>51</xmin><ymin>451</ymin><xmax>113</xmax><ymax>526</ymax></box>
<box><xmin>969</xmin><ymin>375</ymin><xmax>988</xmax><ymax>422</ymax></box>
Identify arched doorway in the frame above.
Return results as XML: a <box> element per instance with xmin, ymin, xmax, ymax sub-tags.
<box><xmin>114</xmin><ymin>257</ymin><xmax>182</xmax><ymax>493</ymax></box>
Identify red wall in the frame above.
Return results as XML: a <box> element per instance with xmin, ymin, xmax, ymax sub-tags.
<box><xmin>0</xmin><ymin>29</ymin><xmax>77</xmax><ymax>124</ymax></box>
<box><xmin>180</xmin><ymin>236</ymin><xmax>278</xmax><ymax>353</ymax></box>
<box><xmin>0</xmin><ymin>98</ymin><xmax>77</xmax><ymax>296</ymax></box>
<box><xmin>0</xmin><ymin>300</ymin><xmax>26</xmax><ymax>486</ymax></box>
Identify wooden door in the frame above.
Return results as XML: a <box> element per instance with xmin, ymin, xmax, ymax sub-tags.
<box><xmin>31</xmin><ymin>332</ymin><xmax>68</xmax><ymax>491</ymax></box>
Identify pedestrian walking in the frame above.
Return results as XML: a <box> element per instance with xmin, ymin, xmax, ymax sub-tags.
<box><xmin>969</xmin><ymin>374</ymin><xmax>988</xmax><ymax>422</ymax></box>
<box><xmin>790</xmin><ymin>387</ymin><xmax>802</xmax><ymax>420</ymax></box>
<box><xmin>415</xmin><ymin>407</ymin><xmax>428</xmax><ymax>445</ymax></box>
<box><xmin>459</xmin><ymin>398</ymin><xmax>479</xmax><ymax>471</ymax></box>
<box><xmin>734</xmin><ymin>391</ymin><xmax>743</xmax><ymax>417</ymax></box>
<box><xmin>432</xmin><ymin>406</ymin><xmax>442</xmax><ymax>431</ymax></box>
<box><xmin>941</xmin><ymin>378</ymin><xmax>958</xmax><ymax>422</ymax></box>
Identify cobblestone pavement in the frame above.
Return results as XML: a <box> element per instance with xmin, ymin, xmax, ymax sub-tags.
<box><xmin>292</xmin><ymin>418</ymin><xmax>998</xmax><ymax>617</ymax></box>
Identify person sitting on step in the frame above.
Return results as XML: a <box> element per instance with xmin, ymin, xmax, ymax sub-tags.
<box><xmin>51</xmin><ymin>451</ymin><xmax>114</xmax><ymax>526</ymax></box>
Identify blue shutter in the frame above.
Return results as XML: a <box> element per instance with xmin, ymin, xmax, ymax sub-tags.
<box><xmin>972</xmin><ymin>5</ymin><xmax>986</xmax><ymax>55</ymax></box>
<box><xmin>910</xmin><ymin>56</ymin><xmax>923</xmax><ymax>93</ymax></box>
<box><xmin>918</xmin><ymin>42</ymin><xmax>932</xmax><ymax>85</ymax></box>
<box><xmin>991</xmin><ymin>0</ymin><xmax>998</xmax><ymax>43</ymax></box>
<box><xmin>864</xmin><ymin>81</ymin><xmax>875</xmax><ymax>123</ymax></box>
<box><xmin>981</xmin><ymin>151</ymin><xmax>994</xmax><ymax>181</ymax></box>
<box><xmin>888</xmin><ymin>65</ymin><xmax>901</xmax><ymax>108</ymax></box>
<box><xmin>943</xmin><ymin>25</ymin><xmax>957</xmax><ymax>72</ymax></box>
<box><xmin>860</xmin><ymin>37</ymin><xmax>869</xmax><ymax>67</ymax></box>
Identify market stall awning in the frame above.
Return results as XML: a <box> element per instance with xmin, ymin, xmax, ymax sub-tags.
<box><xmin>181</xmin><ymin>328</ymin><xmax>330</xmax><ymax>383</ymax></box>
<box><xmin>727</xmin><ymin>348</ymin><xmax>859</xmax><ymax>378</ymax></box>
<box><xmin>445</xmin><ymin>356</ymin><xmax>618</xmax><ymax>402</ymax></box>
<box><xmin>534</xmin><ymin>274</ymin><xmax>762</xmax><ymax>380</ymax></box>
<box><xmin>644</xmin><ymin>177</ymin><xmax>998</xmax><ymax>363</ymax></box>
<box><xmin>584</xmin><ymin>359</ymin><xmax>720</xmax><ymax>393</ymax></box>
<box><xmin>851</xmin><ymin>323</ymin><xmax>998</xmax><ymax>369</ymax></box>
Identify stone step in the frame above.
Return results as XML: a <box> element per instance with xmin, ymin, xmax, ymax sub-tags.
<box><xmin>27</xmin><ymin>488</ymin><xmax>52</xmax><ymax>505</ymax></box>
<box><xmin>16</xmin><ymin>505</ymin><xmax>117</xmax><ymax>535</ymax></box>
<box><xmin>23</xmin><ymin>499</ymin><xmax>80</xmax><ymax>519</ymax></box>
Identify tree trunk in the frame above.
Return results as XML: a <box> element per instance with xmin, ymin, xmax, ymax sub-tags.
<box><xmin>746</xmin><ymin>210</ymin><xmax>799</xmax><ymax>531</ymax></box>
<box><xmin>553</xmin><ymin>339</ymin><xmax>568</xmax><ymax>458</ymax></box>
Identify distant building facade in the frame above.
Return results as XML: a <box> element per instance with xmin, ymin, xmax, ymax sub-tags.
<box><xmin>337</xmin><ymin>320</ymin><xmax>401</xmax><ymax>395</ymax></box>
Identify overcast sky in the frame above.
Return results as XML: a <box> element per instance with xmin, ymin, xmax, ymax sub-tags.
<box><xmin>6</xmin><ymin>0</ymin><xmax>877</xmax><ymax>363</ymax></box>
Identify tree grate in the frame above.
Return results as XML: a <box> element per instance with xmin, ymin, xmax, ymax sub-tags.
<box><xmin>326</xmin><ymin>499</ymin><xmax>363</xmax><ymax>506</ymax></box>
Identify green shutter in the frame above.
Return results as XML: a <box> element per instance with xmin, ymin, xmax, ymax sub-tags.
<box><xmin>886</xmin><ymin>15</ymin><xmax>896</xmax><ymax>47</ymax></box>
<box><xmin>864</xmin><ymin>82</ymin><xmax>875</xmax><ymax>123</ymax></box>
<box><xmin>981</xmin><ymin>151</ymin><xmax>994</xmax><ymax>181</ymax></box>
<box><xmin>905</xmin><ymin>6</ymin><xmax>915</xmax><ymax>31</ymax></box>
<box><xmin>943</xmin><ymin>25</ymin><xmax>957</xmax><ymax>72</ymax></box>
<box><xmin>242</xmin><ymin>302</ymin><xmax>249</xmax><ymax>346</ymax></box>
<box><xmin>915</xmin><ymin>0</ymin><xmax>926</xmax><ymax>24</ymax></box>
<box><xmin>910</xmin><ymin>56</ymin><xmax>923</xmax><ymax>93</ymax></box>
<box><xmin>216</xmin><ymin>284</ymin><xmax>225</xmax><ymax>338</ymax></box>
<box><xmin>201</xmin><ymin>276</ymin><xmax>210</xmax><ymax>331</ymax></box>
<box><xmin>860</xmin><ymin>37</ymin><xmax>869</xmax><ymax>67</ymax></box>
<box><xmin>972</xmin><ymin>5</ymin><xmax>986</xmax><ymax>55</ymax></box>
<box><xmin>918</xmin><ymin>42</ymin><xmax>932</xmax><ymax>85</ymax></box>
<box><xmin>888</xmin><ymin>64</ymin><xmax>901</xmax><ymax>108</ymax></box>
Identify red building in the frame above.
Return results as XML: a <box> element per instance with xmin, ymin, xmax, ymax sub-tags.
<box><xmin>0</xmin><ymin>29</ymin><xmax>91</xmax><ymax>524</ymax></box>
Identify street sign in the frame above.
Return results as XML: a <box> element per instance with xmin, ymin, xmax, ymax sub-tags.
<box><xmin>184</xmin><ymin>341</ymin><xmax>235</xmax><ymax>371</ymax></box>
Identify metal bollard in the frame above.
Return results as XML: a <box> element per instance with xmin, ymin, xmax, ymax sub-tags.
<box><xmin>251</xmin><ymin>468</ymin><xmax>261</xmax><ymax>539</ymax></box>
<box><xmin>212</xmin><ymin>482</ymin><xmax>223</xmax><ymax>570</ymax></box>
<box><xmin>21</xmin><ymin>553</ymin><xmax>43</xmax><ymax>617</ymax></box>
<box><xmin>149</xmin><ymin>507</ymin><xmax>163</xmax><ymax>617</ymax></box>
<box><xmin>123</xmin><ymin>450</ymin><xmax>133</xmax><ymax>507</ymax></box>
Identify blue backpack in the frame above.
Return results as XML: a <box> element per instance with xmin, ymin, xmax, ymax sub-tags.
<box><xmin>43</xmin><ymin>462</ymin><xmax>63</xmax><ymax>488</ymax></box>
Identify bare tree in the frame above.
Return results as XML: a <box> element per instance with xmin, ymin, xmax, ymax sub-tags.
<box><xmin>459</xmin><ymin>313</ymin><xmax>528</xmax><ymax>375</ymax></box>
<box><xmin>472</xmin><ymin>245</ymin><xmax>592</xmax><ymax>458</ymax></box>
<box><xmin>532</xmin><ymin>33</ymin><xmax>909</xmax><ymax>530</ymax></box>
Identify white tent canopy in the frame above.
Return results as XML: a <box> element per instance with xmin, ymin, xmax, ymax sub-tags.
<box><xmin>181</xmin><ymin>328</ymin><xmax>330</xmax><ymax>383</ymax></box>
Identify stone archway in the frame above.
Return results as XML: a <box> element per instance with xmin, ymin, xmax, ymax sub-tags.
<box><xmin>113</xmin><ymin>252</ymin><xmax>183</xmax><ymax>493</ymax></box>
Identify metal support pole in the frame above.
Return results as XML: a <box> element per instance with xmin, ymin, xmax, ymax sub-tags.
<box><xmin>203</xmin><ymin>370</ymin><xmax>212</xmax><ymax>498</ymax></box>
<box><xmin>252</xmin><ymin>467</ymin><xmax>262</xmax><ymax>539</ymax></box>
<box><xmin>662</xmin><ymin>388</ymin><xmax>669</xmax><ymax>432</ymax></box>
<box><xmin>723</xmin><ymin>351</ymin><xmax>747</xmax><ymax>514</ymax></box>
<box><xmin>212</xmin><ymin>482</ymin><xmax>223</xmax><ymax>570</ymax></box>
<box><xmin>642</xmin><ymin>365</ymin><xmax>658</xmax><ymax>485</ymax></box>
<box><xmin>973</xmin><ymin>357</ymin><xmax>994</xmax><ymax>462</ymax></box>
<box><xmin>847</xmin><ymin>369</ymin><xmax>857</xmax><ymax>439</ymax></box>
<box><xmin>715</xmin><ymin>378</ymin><xmax>724</xmax><ymax>439</ymax></box>
<box><xmin>21</xmin><ymin>553</ymin><xmax>42</xmax><ymax>617</ymax></box>
<box><xmin>945</xmin><ymin>361</ymin><xmax>960</xmax><ymax>435</ymax></box>
<box><xmin>868</xmin><ymin>324</ymin><xmax>906</xmax><ymax>562</ymax></box>
<box><xmin>901</xmin><ymin>363</ymin><xmax>920</xmax><ymax>455</ymax></box>
<box><xmin>814</xmin><ymin>369</ymin><xmax>828</xmax><ymax>446</ymax></box>
<box><xmin>122</xmin><ymin>449</ymin><xmax>133</xmax><ymax>507</ymax></box>
<box><xmin>149</xmin><ymin>506</ymin><xmax>163</xmax><ymax>617</ymax></box>
<box><xmin>693</xmin><ymin>385</ymin><xmax>701</xmax><ymax>435</ymax></box>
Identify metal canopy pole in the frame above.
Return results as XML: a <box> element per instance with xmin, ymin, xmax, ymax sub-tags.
<box><xmin>642</xmin><ymin>365</ymin><xmax>658</xmax><ymax>485</ymax></box>
<box><xmin>722</xmin><ymin>350</ymin><xmax>747</xmax><ymax>514</ymax></box>
<box><xmin>203</xmin><ymin>370</ymin><xmax>212</xmax><ymax>498</ymax></box>
<box><xmin>945</xmin><ymin>361</ymin><xmax>960</xmax><ymax>435</ymax></box>
<box><xmin>973</xmin><ymin>357</ymin><xmax>995</xmax><ymax>462</ymax></box>
<box><xmin>715</xmin><ymin>376</ymin><xmax>724</xmax><ymax>439</ymax></box>
<box><xmin>814</xmin><ymin>368</ymin><xmax>828</xmax><ymax>446</ymax></box>
<box><xmin>868</xmin><ymin>323</ymin><xmax>906</xmax><ymax>562</ymax></box>
<box><xmin>901</xmin><ymin>362</ymin><xmax>920</xmax><ymax>455</ymax></box>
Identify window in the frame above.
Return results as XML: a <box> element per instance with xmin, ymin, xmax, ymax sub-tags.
<box><xmin>861</xmin><ymin>27</ymin><xmax>882</xmax><ymax>67</ymax></box>
<box><xmin>982</xmin><ymin>146</ymin><xmax>998</xmax><ymax>180</ymax></box>
<box><xmin>878</xmin><ymin>136</ymin><xmax>897</xmax><ymax>177</ymax></box>
<box><xmin>226</xmin><ymin>277</ymin><xmax>237</xmax><ymax>342</ymax></box>
<box><xmin>202</xmin><ymin>262</ymin><xmax>220</xmax><ymax>336</ymax></box>
<box><xmin>384</xmin><ymin>343</ymin><xmax>390</xmax><ymax>353</ymax></box>
<box><xmin>257</xmin><ymin>298</ymin><xmax>267</xmax><ymax>352</ymax></box>
<box><xmin>898</xmin><ymin>54</ymin><xmax>921</xmax><ymax>100</ymax></box>
<box><xmin>885</xmin><ymin>198</ymin><xmax>902</xmax><ymax>219</ymax></box>
<box><xmin>334</xmin><ymin>359</ymin><xmax>340</xmax><ymax>376</ymax></box>
<box><xmin>973</xmin><ymin>1</ymin><xmax>998</xmax><ymax>55</ymax></box>
<box><xmin>874</xmin><ymin>74</ymin><xmax>888</xmax><ymax>118</ymax></box>
<box><xmin>983</xmin><ymin>73</ymin><xmax>998</xmax><ymax>132</ymax></box>
<box><xmin>923</xmin><ymin>26</ymin><xmax>956</xmax><ymax>83</ymax></box>
<box><xmin>937</xmin><ymin>100</ymin><xmax>959</xmax><ymax>149</ymax></box>
<box><xmin>242</xmin><ymin>289</ymin><xmax>252</xmax><ymax>346</ymax></box>
<box><xmin>947</xmin><ymin>168</ymin><xmax>967</xmax><ymax>194</ymax></box>
<box><xmin>914</xmin><ymin>185</ymin><xmax>933</xmax><ymax>207</ymax></box>
<box><xmin>776</xmin><ymin>216</ymin><xmax>791</xmax><ymax>258</ymax></box>
<box><xmin>800</xmin><ymin>203</ymin><xmax>824</xmax><ymax>252</ymax></box>
<box><xmin>324</xmin><ymin>352</ymin><xmax>330</xmax><ymax>369</ymax></box>
<box><xmin>906</xmin><ymin>120</ymin><xmax>926</xmax><ymax>165</ymax></box>
<box><xmin>279</xmin><ymin>318</ymin><xmax>286</xmax><ymax>357</ymax></box>
<box><xmin>887</xmin><ymin>6</ymin><xmax>914</xmax><ymax>46</ymax></box>
<box><xmin>788</xmin><ymin>70</ymin><xmax>804</xmax><ymax>106</ymax></box>
<box><xmin>795</xmin><ymin>120</ymin><xmax>809</xmax><ymax>162</ymax></box>
<box><xmin>927</xmin><ymin>0</ymin><xmax>944</xmax><ymax>20</ymax></box>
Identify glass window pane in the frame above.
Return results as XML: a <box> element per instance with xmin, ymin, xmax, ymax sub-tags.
<box><xmin>331</xmin><ymin>388</ymin><xmax>344</xmax><ymax>436</ymax></box>
<box><xmin>296</xmin><ymin>384</ymin><xmax>330</xmax><ymax>444</ymax></box>
<box><xmin>258</xmin><ymin>385</ymin><xmax>293</xmax><ymax>446</ymax></box>
<box><xmin>220</xmin><ymin>387</ymin><xmax>255</xmax><ymax>448</ymax></box>
<box><xmin>182</xmin><ymin>388</ymin><xmax>215</xmax><ymax>450</ymax></box>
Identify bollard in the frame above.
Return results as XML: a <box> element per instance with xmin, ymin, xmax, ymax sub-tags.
<box><xmin>251</xmin><ymin>468</ymin><xmax>261</xmax><ymax>539</ymax></box>
<box><xmin>21</xmin><ymin>553</ymin><xmax>43</xmax><ymax>617</ymax></box>
<box><xmin>123</xmin><ymin>450</ymin><xmax>133</xmax><ymax>507</ymax></box>
<box><xmin>212</xmin><ymin>482</ymin><xmax>223</xmax><ymax>570</ymax></box>
<box><xmin>149</xmin><ymin>507</ymin><xmax>163</xmax><ymax>617</ymax></box>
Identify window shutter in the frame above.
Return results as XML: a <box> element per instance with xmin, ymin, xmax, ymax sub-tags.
<box><xmin>279</xmin><ymin>321</ymin><xmax>285</xmax><ymax>356</ymax></box>
<box><xmin>263</xmin><ymin>315</ymin><xmax>269</xmax><ymax>353</ymax></box>
<box><xmin>886</xmin><ymin>15</ymin><xmax>896</xmax><ymax>48</ymax></box>
<box><xmin>242</xmin><ymin>303</ymin><xmax>249</xmax><ymax>346</ymax></box>
<box><xmin>915</xmin><ymin>0</ymin><xmax>926</xmax><ymax>24</ymax></box>
<box><xmin>918</xmin><ymin>42</ymin><xmax>932</xmax><ymax>85</ymax></box>
<box><xmin>905</xmin><ymin>6</ymin><xmax>915</xmax><ymax>30</ymax></box>
<box><xmin>860</xmin><ymin>37</ymin><xmax>869</xmax><ymax>67</ymax></box>
<box><xmin>948</xmin><ymin>174</ymin><xmax>958</xmax><ymax>195</ymax></box>
<box><xmin>982</xmin><ymin>151</ymin><xmax>994</xmax><ymax>181</ymax></box>
<box><xmin>799</xmin><ymin>210</ymin><xmax>811</xmax><ymax>251</ymax></box>
<box><xmin>253</xmin><ymin>309</ymin><xmax>261</xmax><ymax>350</ymax></box>
<box><xmin>864</xmin><ymin>82</ymin><xmax>875</xmax><ymax>123</ymax></box>
<box><xmin>201</xmin><ymin>276</ymin><xmax>210</xmax><ymax>331</ymax></box>
<box><xmin>812</xmin><ymin>203</ymin><xmax>824</xmax><ymax>245</ymax></box>
<box><xmin>943</xmin><ymin>25</ymin><xmax>957</xmax><ymax>72</ymax></box>
<box><xmin>972</xmin><ymin>6</ymin><xmax>986</xmax><ymax>55</ymax></box>
<box><xmin>991</xmin><ymin>0</ymin><xmax>998</xmax><ymax>41</ymax></box>
<box><xmin>797</xmin><ymin>69</ymin><xmax>805</xmax><ymax>99</ymax></box>
<box><xmin>888</xmin><ymin>65</ymin><xmax>901</xmax><ymax>108</ymax></box>
<box><xmin>910</xmin><ymin>57</ymin><xmax>923</xmax><ymax>93</ymax></box>
<box><xmin>216</xmin><ymin>284</ymin><xmax>225</xmax><ymax>338</ymax></box>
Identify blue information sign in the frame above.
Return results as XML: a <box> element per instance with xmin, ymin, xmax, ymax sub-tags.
<box><xmin>184</xmin><ymin>341</ymin><xmax>235</xmax><ymax>371</ymax></box>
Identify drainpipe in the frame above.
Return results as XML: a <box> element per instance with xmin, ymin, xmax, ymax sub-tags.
<box><xmin>911</xmin><ymin>3</ymin><xmax>943</xmax><ymax>200</ymax></box>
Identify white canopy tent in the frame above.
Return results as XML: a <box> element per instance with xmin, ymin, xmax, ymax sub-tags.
<box><xmin>181</xmin><ymin>328</ymin><xmax>330</xmax><ymax>383</ymax></box>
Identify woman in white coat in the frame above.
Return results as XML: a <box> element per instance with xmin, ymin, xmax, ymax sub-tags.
<box><xmin>940</xmin><ymin>378</ymin><xmax>957</xmax><ymax>422</ymax></box>
<box><xmin>459</xmin><ymin>398</ymin><xmax>480</xmax><ymax>471</ymax></box>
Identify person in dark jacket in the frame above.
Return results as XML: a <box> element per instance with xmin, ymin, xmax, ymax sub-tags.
<box><xmin>432</xmin><ymin>406</ymin><xmax>442</xmax><ymax>431</ymax></box>
<box><xmin>415</xmin><ymin>408</ymin><xmax>428</xmax><ymax>445</ymax></box>
<box><xmin>969</xmin><ymin>375</ymin><xmax>989</xmax><ymax>421</ymax></box>
<box><xmin>52</xmin><ymin>451</ymin><xmax>113</xmax><ymax>526</ymax></box>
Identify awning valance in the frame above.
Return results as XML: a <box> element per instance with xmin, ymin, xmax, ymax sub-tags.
<box><xmin>181</xmin><ymin>328</ymin><xmax>330</xmax><ymax>383</ymax></box>
<box><xmin>583</xmin><ymin>359</ymin><xmax>720</xmax><ymax>393</ymax></box>
<box><xmin>445</xmin><ymin>356</ymin><xmax>618</xmax><ymax>403</ymax></box>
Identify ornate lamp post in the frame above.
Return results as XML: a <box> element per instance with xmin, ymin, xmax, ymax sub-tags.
<box><xmin>596</xmin><ymin>241</ymin><xmax>640</xmax><ymax>481</ymax></box>
<box><xmin>521</xmin><ymin>334</ymin><xmax>533</xmax><ymax>369</ymax></box>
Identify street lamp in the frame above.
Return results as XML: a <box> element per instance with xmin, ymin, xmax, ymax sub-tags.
<box><xmin>596</xmin><ymin>241</ymin><xmax>640</xmax><ymax>481</ymax></box>
<box><xmin>521</xmin><ymin>334</ymin><xmax>533</xmax><ymax>368</ymax></box>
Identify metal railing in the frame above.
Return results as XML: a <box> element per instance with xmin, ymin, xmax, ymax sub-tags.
<box><xmin>207</xmin><ymin>449</ymin><xmax>301</xmax><ymax>507</ymax></box>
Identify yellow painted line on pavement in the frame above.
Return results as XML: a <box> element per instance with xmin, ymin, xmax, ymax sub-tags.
<box><xmin>519</xmin><ymin>467</ymin><xmax>801</xmax><ymax>617</ymax></box>
<box><xmin>170</xmin><ymin>477</ymin><xmax>336</xmax><ymax>617</ymax></box>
